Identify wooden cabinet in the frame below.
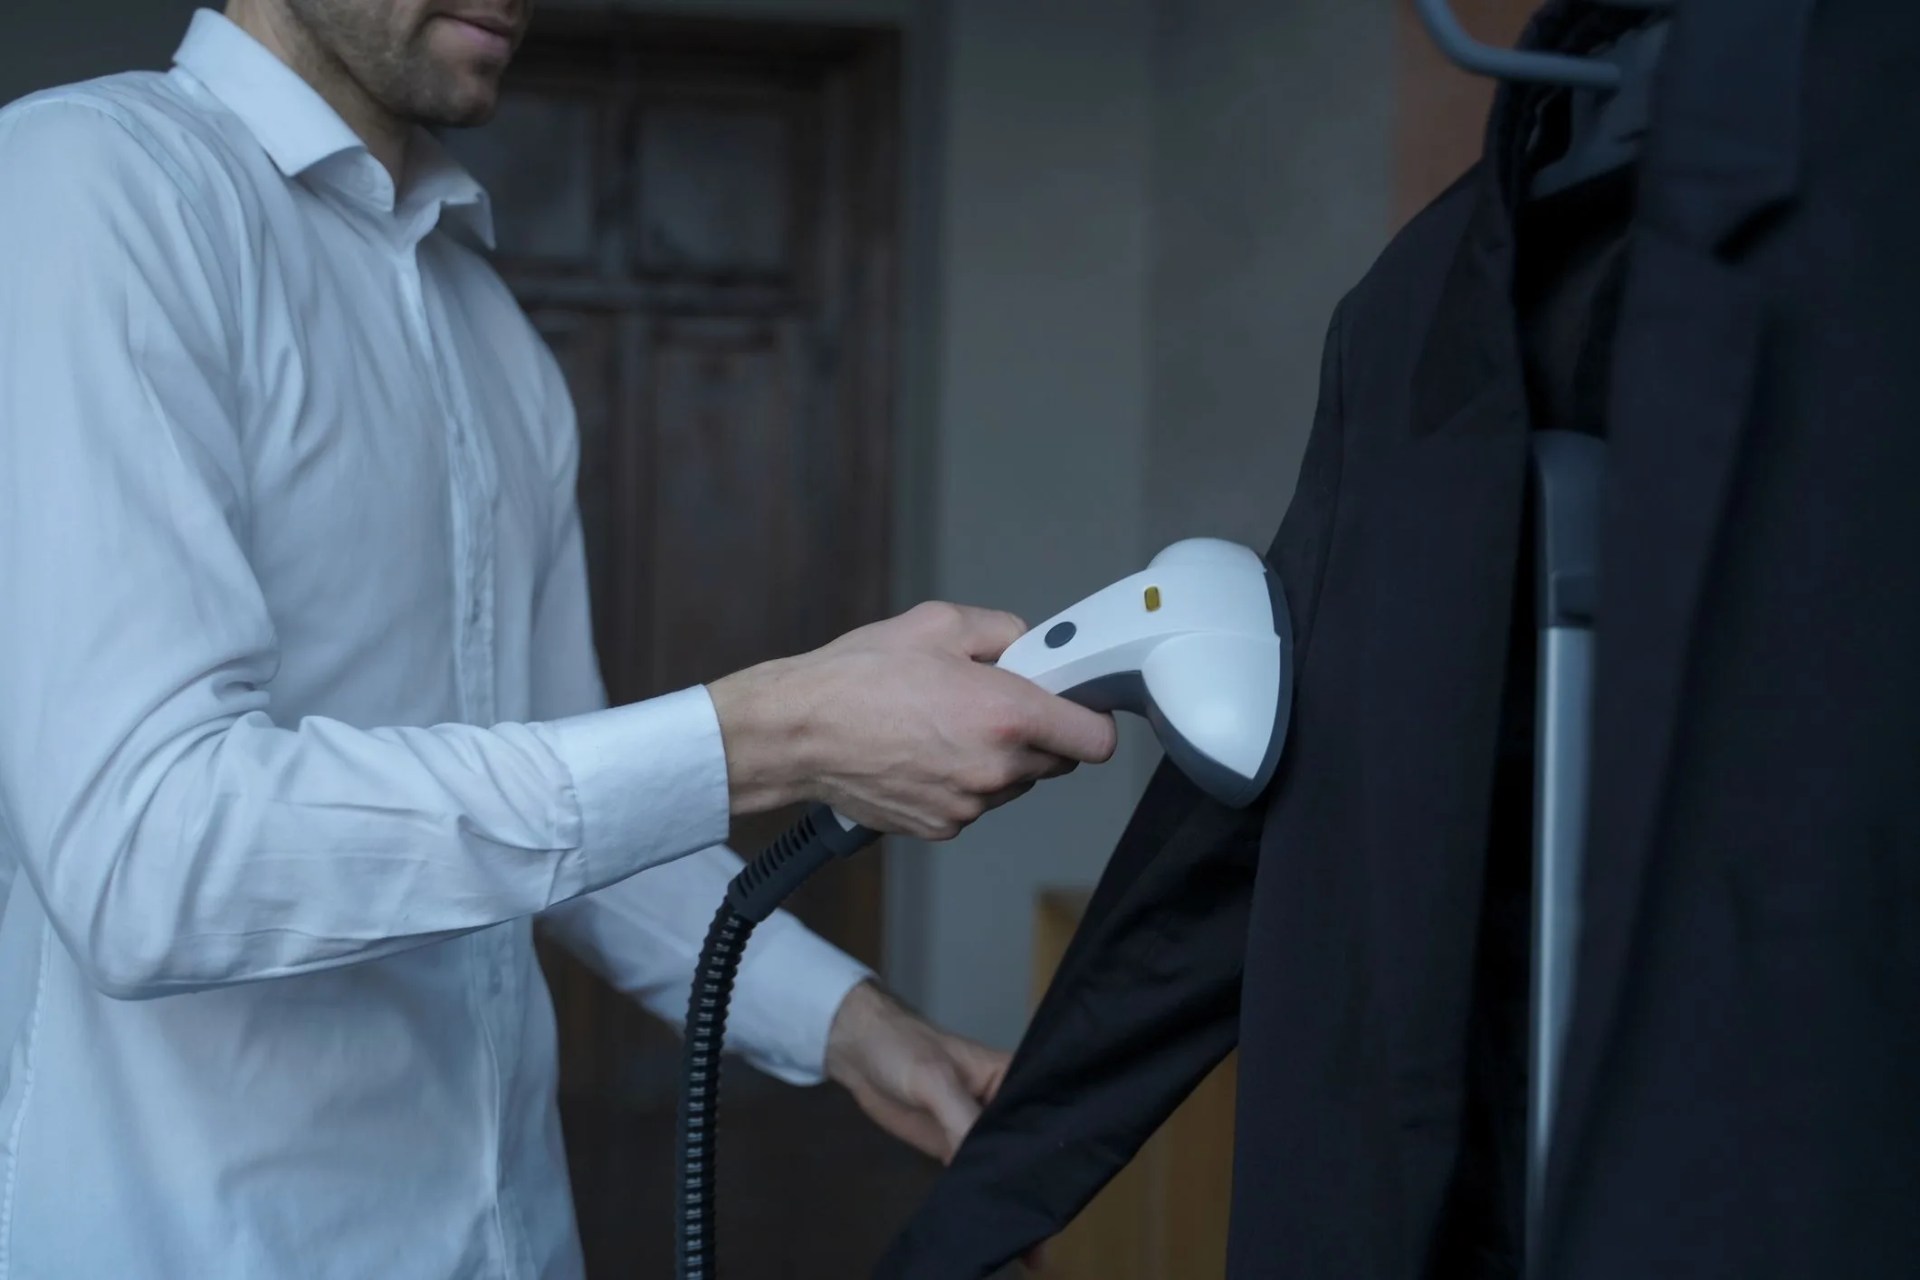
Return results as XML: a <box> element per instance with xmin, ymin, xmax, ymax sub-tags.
<box><xmin>1026</xmin><ymin>890</ymin><xmax>1238</xmax><ymax>1280</ymax></box>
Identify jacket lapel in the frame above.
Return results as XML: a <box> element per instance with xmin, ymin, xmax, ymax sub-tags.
<box><xmin>1544</xmin><ymin>0</ymin><xmax>1816</xmax><ymax>1249</ymax></box>
<box><xmin>1359</xmin><ymin>69</ymin><xmax>1535</xmax><ymax>1235</ymax></box>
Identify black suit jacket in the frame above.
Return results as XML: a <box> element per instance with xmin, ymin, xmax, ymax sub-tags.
<box><xmin>880</xmin><ymin>2</ymin><xmax>1920</xmax><ymax>1276</ymax></box>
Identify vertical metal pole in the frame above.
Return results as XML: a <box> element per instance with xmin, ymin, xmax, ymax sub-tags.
<box><xmin>1524</xmin><ymin>431</ymin><xmax>1605</xmax><ymax>1272</ymax></box>
<box><xmin>1528</xmin><ymin>627</ymin><xmax>1593</xmax><ymax>1236</ymax></box>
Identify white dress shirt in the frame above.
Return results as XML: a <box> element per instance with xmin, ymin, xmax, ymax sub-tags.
<box><xmin>0</xmin><ymin>12</ymin><xmax>871</xmax><ymax>1278</ymax></box>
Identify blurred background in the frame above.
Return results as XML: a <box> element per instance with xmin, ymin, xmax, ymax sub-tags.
<box><xmin>3</xmin><ymin>0</ymin><xmax>1536</xmax><ymax>1273</ymax></box>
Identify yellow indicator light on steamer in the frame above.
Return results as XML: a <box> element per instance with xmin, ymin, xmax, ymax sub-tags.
<box><xmin>1144</xmin><ymin>586</ymin><xmax>1162</xmax><ymax>612</ymax></box>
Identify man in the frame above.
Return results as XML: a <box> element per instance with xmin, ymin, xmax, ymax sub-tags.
<box><xmin>0</xmin><ymin>2</ymin><xmax>1117</xmax><ymax>1276</ymax></box>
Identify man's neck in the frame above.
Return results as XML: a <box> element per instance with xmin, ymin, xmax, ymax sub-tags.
<box><xmin>223</xmin><ymin>0</ymin><xmax>410</xmax><ymax>181</ymax></box>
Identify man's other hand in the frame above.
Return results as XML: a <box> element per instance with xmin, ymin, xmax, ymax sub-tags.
<box><xmin>824</xmin><ymin>980</ymin><xmax>1009</xmax><ymax>1165</ymax></box>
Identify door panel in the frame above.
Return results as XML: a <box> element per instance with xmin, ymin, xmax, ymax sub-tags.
<box><xmin>644</xmin><ymin>317</ymin><xmax>804</xmax><ymax>689</ymax></box>
<box><xmin>637</xmin><ymin>105</ymin><xmax>795</xmax><ymax>276</ymax></box>
<box><xmin>467</xmin><ymin>92</ymin><xmax>602</xmax><ymax>263</ymax></box>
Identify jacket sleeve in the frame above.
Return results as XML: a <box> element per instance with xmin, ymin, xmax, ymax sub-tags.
<box><xmin>874</xmin><ymin>299</ymin><xmax>1350</xmax><ymax>1279</ymax></box>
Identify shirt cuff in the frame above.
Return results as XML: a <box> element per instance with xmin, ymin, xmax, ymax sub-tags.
<box><xmin>531</xmin><ymin>686</ymin><xmax>733</xmax><ymax>897</ymax></box>
<box><xmin>729</xmin><ymin>911</ymin><xmax>876</xmax><ymax>1086</ymax></box>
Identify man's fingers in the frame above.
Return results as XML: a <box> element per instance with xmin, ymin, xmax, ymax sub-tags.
<box><xmin>937</xmin><ymin>604</ymin><xmax>1029</xmax><ymax>661</ymax></box>
<box><xmin>1038</xmin><ymin>754</ymin><xmax>1079</xmax><ymax>780</ymax></box>
<box><xmin>998</xmin><ymin>749</ymin><xmax>1076</xmax><ymax>793</ymax></box>
<box><xmin>920</xmin><ymin>1066</ymin><xmax>985</xmax><ymax>1161</ymax></box>
<box><xmin>950</xmin><ymin>1036</ymin><xmax>1011</xmax><ymax>1101</ymax></box>
<box><xmin>888</xmin><ymin>1110</ymin><xmax>955</xmax><ymax>1165</ymax></box>
<box><xmin>1017</xmin><ymin>691</ymin><xmax>1118</xmax><ymax>765</ymax></box>
<box><xmin>980</xmin><ymin>779</ymin><xmax>1036</xmax><ymax>815</ymax></box>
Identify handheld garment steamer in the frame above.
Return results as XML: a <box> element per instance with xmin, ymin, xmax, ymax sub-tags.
<box><xmin>675</xmin><ymin>538</ymin><xmax>1296</xmax><ymax>1280</ymax></box>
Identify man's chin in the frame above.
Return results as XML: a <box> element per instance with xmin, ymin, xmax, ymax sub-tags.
<box><xmin>434</xmin><ymin>99</ymin><xmax>502</xmax><ymax>129</ymax></box>
<box><xmin>412</xmin><ymin>78</ymin><xmax>505</xmax><ymax>130</ymax></box>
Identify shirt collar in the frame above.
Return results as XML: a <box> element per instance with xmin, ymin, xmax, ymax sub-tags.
<box><xmin>171</xmin><ymin>9</ymin><xmax>494</xmax><ymax>249</ymax></box>
<box><xmin>405</xmin><ymin>128</ymin><xmax>497</xmax><ymax>250</ymax></box>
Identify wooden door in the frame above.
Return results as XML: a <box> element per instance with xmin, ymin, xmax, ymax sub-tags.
<box><xmin>443</xmin><ymin>14</ymin><xmax>900</xmax><ymax>1103</ymax></box>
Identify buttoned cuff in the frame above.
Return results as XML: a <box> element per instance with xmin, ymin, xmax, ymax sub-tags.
<box><xmin>730</xmin><ymin>912</ymin><xmax>876</xmax><ymax>1086</ymax></box>
<box><xmin>533</xmin><ymin>686</ymin><xmax>733</xmax><ymax>897</ymax></box>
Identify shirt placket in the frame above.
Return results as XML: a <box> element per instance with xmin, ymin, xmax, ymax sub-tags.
<box><xmin>395</xmin><ymin>224</ymin><xmax>531</xmax><ymax>1276</ymax></box>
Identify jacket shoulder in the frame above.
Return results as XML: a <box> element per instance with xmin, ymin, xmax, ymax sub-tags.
<box><xmin>1341</xmin><ymin>166</ymin><xmax>1482</xmax><ymax>328</ymax></box>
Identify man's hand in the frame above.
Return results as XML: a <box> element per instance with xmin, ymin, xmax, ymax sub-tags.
<box><xmin>707</xmin><ymin>602</ymin><xmax>1118</xmax><ymax>839</ymax></box>
<box><xmin>827</xmin><ymin>981</ymin><xmax>1052</xmax><ymax>1271</ymax></box>
<box><xmin>824</xmin><ymin>980</ymin><xmax>1009</xmax><ymax>1165</ymax></box>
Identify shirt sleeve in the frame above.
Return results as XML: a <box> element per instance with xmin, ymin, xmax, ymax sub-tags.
<box><xmin>0</xmin><ymin>100</ymin><xmax>732</xmax><ymax>999</ymax></box>
<box><xmin>524</xmin><ymin>344</ymin><xmax>872</xmax><ymax>1085</ymax></box>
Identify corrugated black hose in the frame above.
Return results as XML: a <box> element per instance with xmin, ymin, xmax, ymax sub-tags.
<box><xmin>676</xmin><ymin>803</ymin><xmax>877</xmax><ymax>1280</ymax></box>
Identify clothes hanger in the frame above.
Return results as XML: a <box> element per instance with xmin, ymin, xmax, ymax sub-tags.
<box><xmin>1412</xmin><ymin>0</ymin><xmax>1676</xmax><ymax>194</ymax></box>
<box><xmin>1412</xmin><ymin>0</ymin><xmax>1674</xmax><ymax>89</ymax></box>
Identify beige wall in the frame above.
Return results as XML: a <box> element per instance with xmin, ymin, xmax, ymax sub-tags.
<box><xmin>1146</xmin><ymin>0</ymin><xmax>1397</xmax><ymax>566</ymax></box>
<box><xmin>902</xmin><ymin>0</ymin><xmax>1162</xmax><ymax>1043</ymax></box>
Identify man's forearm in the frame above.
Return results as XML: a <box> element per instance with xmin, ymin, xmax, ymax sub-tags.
<box><xmin>540</xmin><ymin>845</ymin><xmax>874</xmax><ymax>1085</ymax></box>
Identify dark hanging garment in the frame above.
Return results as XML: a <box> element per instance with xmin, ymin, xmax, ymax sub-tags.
<box><xmin>1543</xmin><ymin>0</ymin><xmax>1920</xmax><ymax>1275</ymax></box>
<box><xmin>878</xmin><ymin>1</ymin><xmax>1920</xmax><ymax>1276</ymax></box>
